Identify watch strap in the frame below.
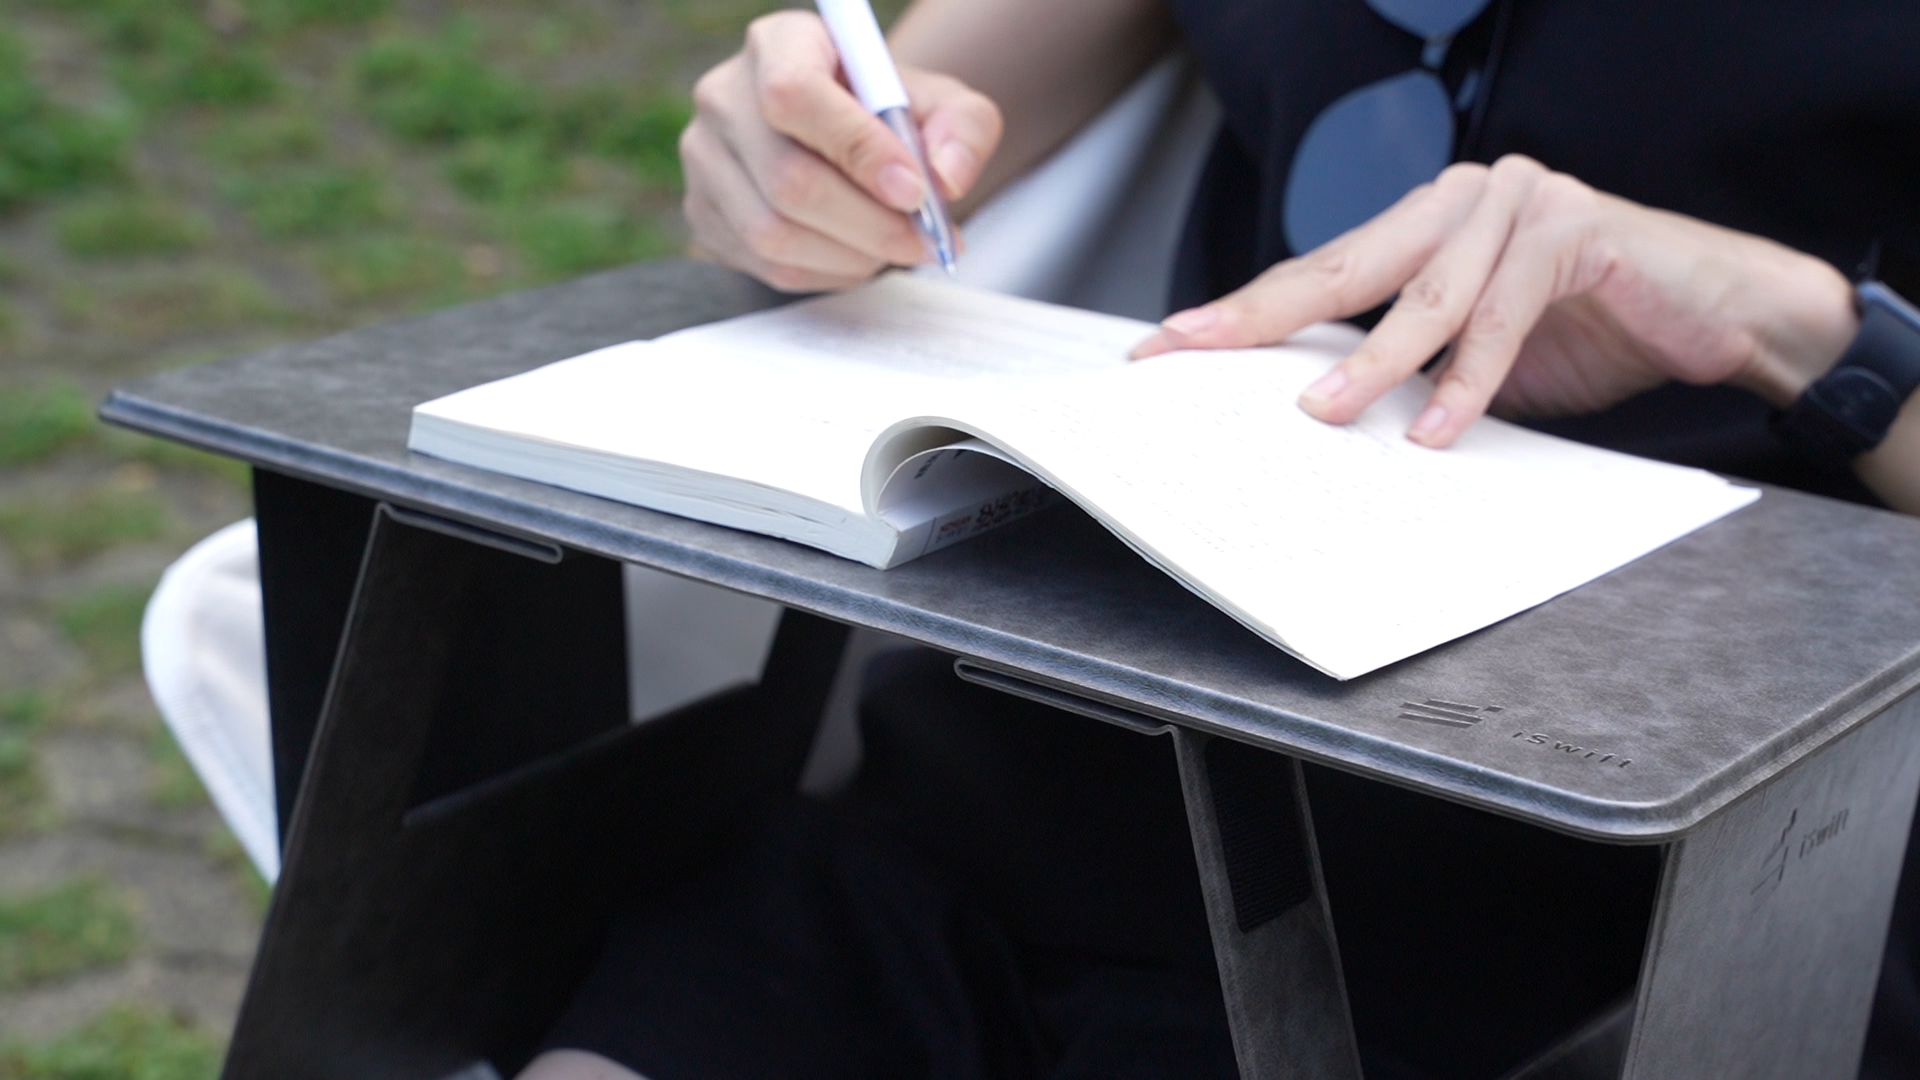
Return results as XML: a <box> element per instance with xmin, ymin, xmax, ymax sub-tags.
<box><xmin>1774</xmin><ymin>281</ymin><xmax>1920</xmax><ymax>464</ymax></box>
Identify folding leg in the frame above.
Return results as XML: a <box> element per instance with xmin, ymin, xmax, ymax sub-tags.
<box><xmin>950</xmin><ymin>663</ymin><xmax>1364</xmax><ymax>1080</ymax></box>
<box><xmin>1174</xmin><ymin>729</ymin><xmax>1363</xmax><ymax>1080</ymax></box>
<box><xmin>1622</xmin><ymin>693</ymin><xmax>1920</xmax><ymax>1078</ymax></box>
<box><xmin>253</xmin><ymin>468</ymin><xmax>377</xmax><ymax>838</ymax></box>
<box><xmin>226</xmin><ymin>501</ymin><xmax>848</xmax><ymax>1079</ymax></box>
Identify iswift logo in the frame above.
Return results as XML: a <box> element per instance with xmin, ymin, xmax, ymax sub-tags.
<box><xmin>1396</xmin><ymin>699</ymin><xmax>1503</xmax><ymax>728</ymax></box>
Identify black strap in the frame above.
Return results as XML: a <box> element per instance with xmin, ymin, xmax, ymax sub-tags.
<box><xmin>1774</xmin><ymin>281</ymin><xmax>1920</xmax><ymax>464</ymax></box>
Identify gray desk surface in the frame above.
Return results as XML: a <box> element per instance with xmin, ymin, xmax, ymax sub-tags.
<box><xmin>102</xmin><ymin>260</ymin><xmax>1920</xmax><ymax>843</ymax></box>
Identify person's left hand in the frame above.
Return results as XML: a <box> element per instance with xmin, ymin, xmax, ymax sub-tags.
<box><xmin>1130</xmin><ymin>155</ymin><xmax>1860</xmax><ymax>447</ymax></box>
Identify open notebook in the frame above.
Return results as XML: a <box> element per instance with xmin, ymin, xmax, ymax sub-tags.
<box><xmin>410</xmin><ymin>275</ymin><xmax>1757</xmax><ymax>679</ymax></box>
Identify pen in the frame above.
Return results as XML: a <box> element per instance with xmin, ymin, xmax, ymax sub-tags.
<box><xmin>814</xmin><ymin>0</ymin><xmax>959</xmax><ymax>274</ymax></box>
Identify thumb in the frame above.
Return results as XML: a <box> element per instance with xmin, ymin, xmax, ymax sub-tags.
<box><xmin>903</xmin><ymin>68</ymin><xmax>1003</xmax><ymax>201</ymax></box>
<box><xmin>748</xmin><ymin>12</ymin><xmax>927</xmax><ymax>211</ymax></box>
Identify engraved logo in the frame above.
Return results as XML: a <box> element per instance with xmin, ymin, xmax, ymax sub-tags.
<box><xmin>1508</xmin><ymin>730</ymin><xmax>1632</xmax><ymax>768</ymax></box>
<box><xmin>1398</xmin><ymin>699</ymin><xmax>1502</xmax><ymax>728</ymax></box>
<box><xmin>1752</xmin><ymin>806</ymin><xmax>1851</xmax><ymax>902</ymax></box>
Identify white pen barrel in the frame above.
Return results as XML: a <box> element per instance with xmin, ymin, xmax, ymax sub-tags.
<box><xmin>814</xmin><ymin>0</ymin><xmax>910</xmax><ymax>113</ymax></box>
<box><xmin>879</xmin><ymin>106</ymin><xmax>956</xmax><ymax>269</ymax></box>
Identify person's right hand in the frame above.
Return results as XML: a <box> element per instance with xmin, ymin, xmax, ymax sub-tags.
<box><xmin>681</xmin><ymin>11</ymin><xmax>1003</xmax><ymax>293</ymax></box>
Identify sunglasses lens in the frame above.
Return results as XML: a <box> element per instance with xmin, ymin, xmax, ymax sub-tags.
<box><xmin>1282</xmin><ymin>69</ymin><xmax>1453</xmax><ymax>257</ymax></box>
<box><xmin>1368</xmin><ymin>0</ymin><xmax>1493</xmax><ymax>41</ymax></box>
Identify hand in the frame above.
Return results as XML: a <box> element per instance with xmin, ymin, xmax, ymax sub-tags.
<box><xmin>1131</xmin><ymin>155</ymin><xmax>1860</xmax><ymax>448</ymax></box>
<box><xmin>680</xmin><ymin>10</ymin><xmax>1003</xmax><ymax>293</ymax></box>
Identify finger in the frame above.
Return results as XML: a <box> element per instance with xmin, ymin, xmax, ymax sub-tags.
<box><xmin>904</xmin><ymin>68</ymin><xmax>1003</xmax><ymax>200</ymax></box>
<box><xmin>746</xmin><ymin>12</ymin><xmax>927</xmax><ymax>212</ymax></box>
<box><xmin>682</xmin><ymin>122</ymin><xmax>888</xmax><ymax>290</ymax></box>
<box><xmin>685</xmin><ymin>187</ymin><xmax>874</xmax><ymax>293</ymax></box>
<box><xmin>707</xmin><ymin>99</ymin><xmax>926</xmax><ymax>267</ymax></box>
<box><xmin>1410</xmin><ymin>175</ymin><xmax>1594</xmax><ymax>446</ymax></box>
<box><xmin>1303</xmin><ymin>156</ymin><xmax>1548</xmax><ymax>425</ymax></box>
<box><xmin>1130</xmin><ymin>162</ymin><xmax>1490</xmax><ymax>359</ymax></box>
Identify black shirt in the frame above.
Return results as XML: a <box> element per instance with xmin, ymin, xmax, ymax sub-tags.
<box><xmin>1164</xmin><ymin>0</ymin><xmax>1920</xmax><ymax>495</ymax></box>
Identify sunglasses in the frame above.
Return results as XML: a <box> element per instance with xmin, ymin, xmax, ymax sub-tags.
<box><xmin>1281</xmin><ymin>0</ymin><xmax>1511</xmax><ymax>257</ymax></box>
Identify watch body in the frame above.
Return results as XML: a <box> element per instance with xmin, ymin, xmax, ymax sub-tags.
<box><xmin>1774</xmin><ymin>280</ymin><xmax>1920</xmax><ymax>465</ymax></box>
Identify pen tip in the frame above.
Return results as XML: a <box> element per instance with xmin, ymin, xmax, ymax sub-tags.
<box><xmin>939</xmin><ymin>253</ymin><xmax>957</xmax><ymax>276</ymax></box>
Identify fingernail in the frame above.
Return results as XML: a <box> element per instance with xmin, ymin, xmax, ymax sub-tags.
<box><xmin>1129</xmin><ymin>331</ymin><xmax>1171</xmax><ymax>360</ymax></box>
<box><xmin>1299</xmin><ymin>368</ymin><xmax>1348</xmax><ymax>407</ymax></box>
<box><xmin>1160</xmin><ymin>307</ymin><xmax>1219</xmax><ymax>338</ymax></box>
<box><xmin>931</xmin><ymin>141</ymin><xmax>975</xmax><ymax>194</ymax></box>
<box><xmin>876</xmin><ymin>163</ymin><xmax>924</xmax><ymax>211</ymax></box>
<box><xmin>1409</xmin><ymin>403</ymin><xmax>1448</xmax><ymax>442</ymax></box>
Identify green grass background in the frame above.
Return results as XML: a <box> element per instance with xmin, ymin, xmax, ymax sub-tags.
<box><xmin>0</xmin><ymin>0</ymin><xmax>861</xmax><ymax>1071</ymax></box>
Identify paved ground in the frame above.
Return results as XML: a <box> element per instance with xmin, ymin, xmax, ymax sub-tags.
<box><xmin>0</xmin><ymin>0</ymin><xmax>780</xmax><ymax>1069</ymax></box>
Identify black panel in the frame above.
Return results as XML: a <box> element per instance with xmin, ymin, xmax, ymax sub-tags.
<box><xmin>408</xmin><ymin>545</ymin><xmax>626</xmax><ymax>809</ymax></box>
<box><xmin>226</xmin><ymin>509</ymin><xmax>849</xmax><ymax>1078</ymax></box>
<box><xmin>1206</xmin><ymin>737</ymin><xmax>1313</xmax><ymax>933</ymax></box>
<box><xmin>254</xmin><ymin>468</ymin><xmax>378</xmax><ymax>841</ymax></box>
<box><xmin>1306</xmin><ymin>763</ymin><xmax>1660</xmax><ymax>1079</ymax></box>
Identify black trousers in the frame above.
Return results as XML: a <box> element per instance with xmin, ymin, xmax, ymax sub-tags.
<box><xmin>544</xmin><ymin>650</ymin><xmax>1696</xmax><ymax>1079</ymax></box>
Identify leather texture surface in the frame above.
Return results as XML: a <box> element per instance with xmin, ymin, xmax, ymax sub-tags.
<box><xmin>1623</xmin><ymin>695</ymin><xmax>1920</xmax><ymax>1077</ymax></box>
<box><xmin>102</xmin><ymin>259</ymin><xmax>1920</xmax><ymax>841</ymax></box>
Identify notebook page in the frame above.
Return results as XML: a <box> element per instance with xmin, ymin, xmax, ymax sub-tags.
<box><xmin>413</xmin><ymin>275</ymin><xmax>1144</xmax><ymax>518</ymax></box>
<box><xmin>932</xmin><ymin>334</ymin><xmax>1757</xmax><ymax>679</ymax></box>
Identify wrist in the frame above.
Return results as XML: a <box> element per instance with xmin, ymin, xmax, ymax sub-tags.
<box><xmin>1857</xmin><ymin>391</ymin><xmax>1920</xmax><ymax>514</ymax></box>
<box><xmin>1736</xmin><ymin>255</ymin><xmax>1859</xmax><ymax>409</ymax></box>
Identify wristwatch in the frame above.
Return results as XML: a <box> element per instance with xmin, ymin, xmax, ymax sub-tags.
<box><xmin>1774</xmin><ymin>255</ymin><xmax>1920</xmax><ymax>467</ymax></box>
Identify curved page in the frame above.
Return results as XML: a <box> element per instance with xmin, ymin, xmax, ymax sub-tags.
<box><xmin>866</xmin><ymin>333</ymin><xmax>1758</xmax><ymax>680</ymax></box>
<box><xmin>409</xmin><ymin>275</ymin><xmax>1143</xmax><ymax>567</ymax></box>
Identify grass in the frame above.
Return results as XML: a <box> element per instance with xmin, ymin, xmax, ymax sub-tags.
<box><xmin>353</xmin><ymin>27</ymin><xmax>691</xmax><ymax>191</ymax></box>
<box><xmin>658</xmin><ymin>0</ymin><xmax>787</xmax><ymax>34</ymax></box>
<box><xmin>0</xmin><ymin>3</ymin><xmax>731</xmax><ymax>1070</ymax></box>
<box><xmin>0</xmin><ymin>31</ymin><xmax>126</xmax><ymax>213</ymax></box>
<box><xmin>0</xmin><ymin>383</ymin><xmax>92</xmax><ymax>466</ymax></box>
<box><xmin>0</xmin><ymin>879</ymin><xmax>137</xmax><ymax>993</ymax></box>
<box><xmin>314</xmin><ymin>236</ymin><xmax>464</xmax><ymax>305</ymax></box>
<box><xmin>445</xmin><ymin>135</ymin><xmax>570</xmax><ymax>205</ymax></box>
<box><xmin>54</xmin><ymin>581</ymin><xmax>155</xmax><ymax>676</ymax></box>
<box><xmin>0</xmin><ymin>691</ymin><xmax>51</xmax><ymax>839</ymax></box>
<box><xmin>146</xmin><ymin>727</ymin><xmax>202</xmax><ymax>811</ymax></box>
<box><xmin>355</xmin><ymin>26</ymin><xmax>538</xmax><ymax>144</ymax></box>
<box><xmin>566</xmin><ymin>92</ymin><xmax>691</xmax><ymax>189</ymax></box>
<box><xmin>199</xmin><ymin>110</ymin><xmax>324</xmax><ymax>167</ymax></box>
<box><xmin>507</xmin><ymin>205</ymin><xmax>672</xmax><ymax>282</ymax></box>
<box><xmin>53</xmin><ymin>284</ymin><xmax>95</xmax><ymax>328</ymax></box>
<box><xmin>246</xmin><ymin>0</ymin><xmax>391</xmax><ymax>32</ymax></box>
<box><xmin>46</xmin><ymin>0</ymin><xmax>278</xmax><ymax>110</ymax></box>
<box><xmin>136</xmin><ymin>42</ymin><xmax>279</xmax><ymax>110</ymax></box>
<box><xmin>99</xmin><ymin>429</ymin><xmax>250</xmax><ymax>491</ymax></box>
<box><xmin>0</xmin><ymin>487</ymin><xmax>167</xmax><ymax>569</ymax></box>
<box><xmin>92</xmin><ymin>268</ymin><xmax>284</xmax><ymax>338</ymax></box>
<box><xmin>202</xmin><ymin>830</ymin><xmax>270</xmax><ymax>918</ymax></box>
<box><xmin>0</xmin><ymin>1007</ymin><xmax>220</xmax><ymax>1080</ymax></box>
<box><xmin>56</xmin><ymin>196</ymin><xmax>207</xmax><ymax>259</ymax></box>
<box><xmin>221</xmin><ymin>165</ymin><xmax>388</xmax><ymax>237</ymax></box>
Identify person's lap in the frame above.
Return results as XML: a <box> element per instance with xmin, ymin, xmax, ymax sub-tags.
<box><xmin>527</xmin><ymin>647</ymin><xmax>1920</xmax><ymax>1079</ymax></box>
<box><xmin>529</xmin><ymin>649</ymin><xmax>1236</xmax><ymax>1080</ymax></box>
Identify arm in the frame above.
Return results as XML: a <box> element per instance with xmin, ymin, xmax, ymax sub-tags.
<box><xmin>1130</xmin><ymin>155</ymin><xmax>1918</xmax><ymax>514</ymax></box>
<box><xmin>890</xmin><ymin>0</ymin><xmax>1175</xmax><ymax>215</ymax></box>
<box><xmin>679</xmin><ymin>0</ymin><xmax>1171</xmax><ymax>291</ymax></box>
